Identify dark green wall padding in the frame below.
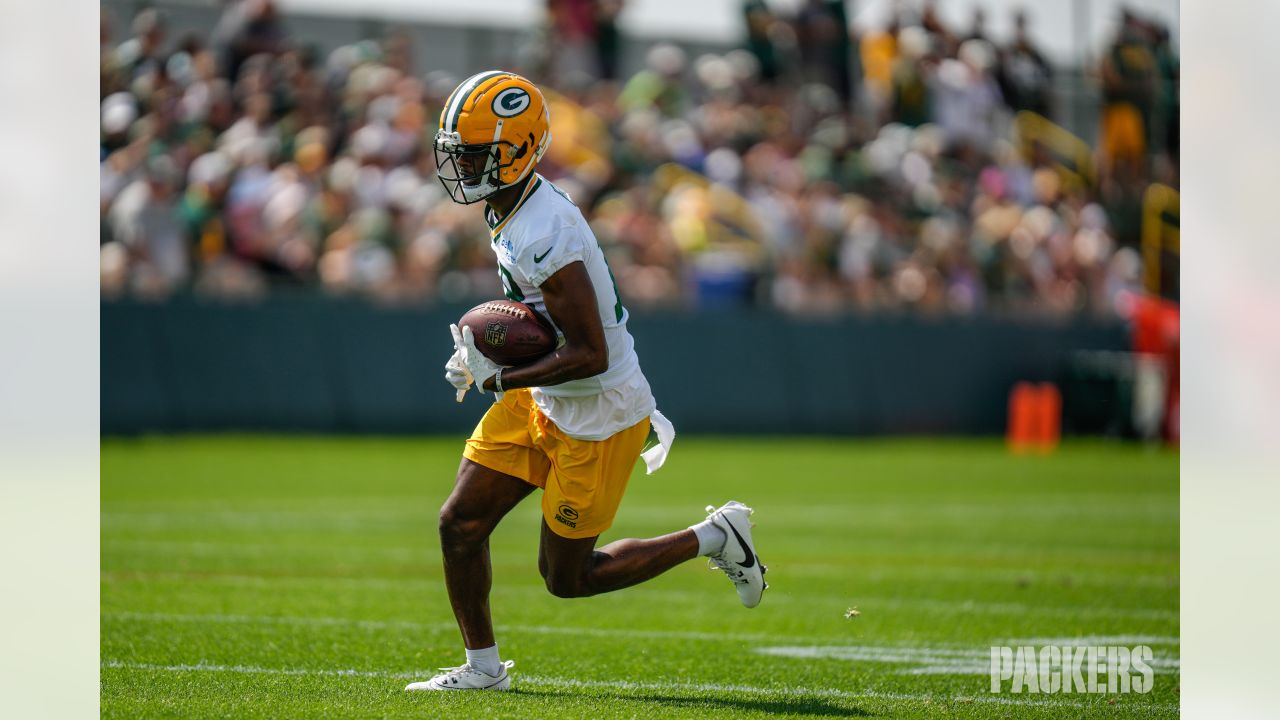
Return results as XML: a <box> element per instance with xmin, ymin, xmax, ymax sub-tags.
<box><xmin>101</xmin><ymin>297</ymin><xmax>1128</xmax><ymax>435</ymax></box>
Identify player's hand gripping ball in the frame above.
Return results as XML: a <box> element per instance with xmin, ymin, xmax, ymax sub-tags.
<box><xmin>445</xmin><ymin>300</ymin><xmax>557</xmax><ymax>402</ymax></box>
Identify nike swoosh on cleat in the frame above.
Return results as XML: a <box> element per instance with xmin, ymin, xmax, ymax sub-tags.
<box><xmin>725</xmin><ymin>521</ymin><xmax>756</xmax><ymax>568</ymax></box>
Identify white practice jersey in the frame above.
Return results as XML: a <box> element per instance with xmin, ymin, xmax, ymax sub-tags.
<box><xmin>484</xmin><ymin>174</ymin><xmax>655</xmax><ymax>441</ymax></box>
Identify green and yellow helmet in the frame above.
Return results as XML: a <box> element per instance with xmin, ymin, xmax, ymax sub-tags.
<box><xmin>434</xmin><ymin>70</ymin><xmax>552</xmax><ymax>204</ymax></box>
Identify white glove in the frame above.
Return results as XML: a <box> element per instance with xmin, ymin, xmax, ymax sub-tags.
<box><xmin>448</xmin><ymin>323</ymin><xmax>502</xmax><ymax>400</ymax></box>
<box><xmin>444</xmin><ymin>349</ymin><xmax>471</xmax><ymax>402</ymax></box>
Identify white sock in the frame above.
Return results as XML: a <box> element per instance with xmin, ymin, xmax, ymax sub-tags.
<box><xmin>690</xmin><ymin>518</ymin><xmax>727</xmax><ymax>556</ymax></box>
<box><xmin>465</xmin><ymin>644</ymin><xmax>501</xmax><ymax>676</ymax></box>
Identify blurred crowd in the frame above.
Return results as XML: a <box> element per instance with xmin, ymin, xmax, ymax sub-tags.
<box><xmin>100</xmin><ymin>0</ymin><xmax>1178</xmax><ymax>316</ymax></box>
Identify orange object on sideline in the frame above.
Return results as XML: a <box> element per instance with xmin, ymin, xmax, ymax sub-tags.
<box><xmin>1007</xmin><ymin>382</ymin><xmax>1034</xmax><ymax>452</ymax></box>
<box><xmin>1034</xmin><ymin>384</ymin><xmax>1062</xmax><ymax>452</ymax></box>
<box><xmin>1007</xmin><ymin>382</ymin><xmax>1061</xmax><ymax>454</ymax></box>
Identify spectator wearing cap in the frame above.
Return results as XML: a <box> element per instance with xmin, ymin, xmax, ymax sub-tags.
<box><xmin>107</xmin><ymin>155</ymin><xmax>189</xmax><ymax>295</ymax></box>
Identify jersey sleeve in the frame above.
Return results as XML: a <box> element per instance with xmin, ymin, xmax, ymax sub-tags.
<box><xmin>519</xmin><ymin>224</ymin><xmax>587</xmax><ymax>287</ymax></box>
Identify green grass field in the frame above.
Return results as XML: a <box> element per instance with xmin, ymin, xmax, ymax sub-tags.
<box><xmin>101</xmin><ymin>436</ymin><xmax>1178</xmax><ymax>719</ymax></box>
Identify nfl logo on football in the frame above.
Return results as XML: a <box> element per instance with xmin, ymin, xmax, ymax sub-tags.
<box><xmin>485</xmin><ymin>322</ymin><xmax>507</xmax><ymax>347</ymax></box>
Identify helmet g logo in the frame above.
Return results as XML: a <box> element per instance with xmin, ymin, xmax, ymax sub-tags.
<box><xmin>492</xmin><ymin>87</ymin><xmax>531</xmax><ymax>118</ymax></box>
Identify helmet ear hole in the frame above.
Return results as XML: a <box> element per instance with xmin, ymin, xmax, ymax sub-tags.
<box><xmin>513</xmin><ymin>142</ymin><xmax>528</xmax><ymax>160</ymax></box>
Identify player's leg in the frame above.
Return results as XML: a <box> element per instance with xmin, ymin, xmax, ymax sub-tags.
<box><xmin>406</xmin><ymin>458</ymin><xmax>535</xmax><ymax>691</ymax></box>
<box><xmin>438</xmin><ymin>457</ymin><xmax>536</xmax><ymax>649</ymax></box>
<box><xmin>407</xmin><ymin>390</ymin><xmax>549</xmax><ymax>692</ymax></box>
<box><xmin>537</xmin><ymin>520</ymin><xmax>697</xmax><ymax>598</ymax></box>
<box><xmin>532</xmin><ymin>414</ymin><xmax>765</xmax><ymax>603</ymax></box>
<box><xmin>532</xmin><ymin>414</ymin><xmax>692</xmax><ymax>596</ymax></box>
<box><xmin>537</xmin><ymin>503</ymin><xmax>767</xmax><ymax>604</ymax></box>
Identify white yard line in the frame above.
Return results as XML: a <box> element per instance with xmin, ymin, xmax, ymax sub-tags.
<box><xmin>755</xmin><ymin>645</ymin><xmax>1179</xmax><ymax>665</ymax></box>
<box><xmin>755</xmin><ymin>646</ymin><xmax>1180</xmax><ymax>674</ymax></box>
<box><xmin>100</xmin><ymin>571</ymin><xmax>439</xmax><ymax>590</ymax></box>
<box><xmin>102</xmin><ymin>539</ymin><xmax>1180</xmax><ymax>589</ymax></box>
<box><xmin>101</xmin><ymin>659</ymin><xmax>1178</xmax><ymax>711</ymax></box>
<box><xmin>100</xmin><ymin>512</ymin><xmax>410</xmax><ymax>532</ymax></box>
<box><xmin>1004</xmin><ymin>635</ymin><xmax>1180</xmax><ymax>646</ymax></box>
<box><xmin>103</xmin><ymin>659</ymin><xmax>407</xmax><ymax>678</ymax></box>
<box><xmin>104</xmin><ymin>611</ymin><xmax>1181</xmax><ymax>677</ymax></box>
<box><xmin>103</xmin><ymin>610</ymin><xmax>786</xmax><ymax>643</ymax></box>
<box><xmin>789</xmin><ymin>563</ymin><xmax>1178</xmax><ymax>588</ymax></box>
<box><xmin>898</xmin><ymin>661</ymin><xmax>1181</xmax><ymax>676</ymax></box>
<box><xmin>101</xmin><ymin>539</ymin><xmax>423</xmax><ymax>561</ymax></box>
<box><xmin>101</xmin><ymin>572</ymin><xmax>1178</xmax><ymax>621</ymax></box>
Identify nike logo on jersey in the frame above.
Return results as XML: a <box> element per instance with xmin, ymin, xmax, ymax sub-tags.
<box><xmin>533</xmin><ymin>246</ymin><xmax>554</xmax><ymax>263</ymax></box>
<box><xmin>726</xmin><ymin>521</ymin><xmax>756</xmax><ymax>568</ymax></box>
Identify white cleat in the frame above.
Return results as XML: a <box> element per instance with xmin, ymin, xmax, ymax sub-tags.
<box><xmin>404</xmin><ymin>660</ymin><xmax>514</xmax><ymax>691</ymax></box>
<box><xmin>705</xmin><ymin>500</ymin><xmax>768</xmax><ymax>608</ymax></box>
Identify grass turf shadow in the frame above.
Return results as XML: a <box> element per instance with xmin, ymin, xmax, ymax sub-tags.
<box><xmin>511</xmin><ymin>687</ymin><xmax>875</xmax><ymax>717</ymax></box>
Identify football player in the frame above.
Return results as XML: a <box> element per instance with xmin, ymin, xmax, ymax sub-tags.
<box><xmin>405</xmin><ymin>71</ymin><xmax>767</xmax><ymax>692</ymax></box>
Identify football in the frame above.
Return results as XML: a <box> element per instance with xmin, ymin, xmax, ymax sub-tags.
<box><xmin>458</xmin><ymin>299</ymin><xmax>557</xmax><ymax>366</ymax></box>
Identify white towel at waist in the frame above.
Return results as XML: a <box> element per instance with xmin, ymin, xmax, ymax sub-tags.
<box><xmin>641</xmin><ymin>409</ymin><xmax>675</xmax><ymax>474</ymax></box>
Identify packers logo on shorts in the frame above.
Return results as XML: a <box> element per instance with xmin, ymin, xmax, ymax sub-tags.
<box><xmin>485</xmin><ymin>321</ymin><xmax>507</xmax><ymax>347</ymax></box>
<box><xmin>555</xmin><ymin>504</ymin><xmax>579</xmax><ymax>528</ymax></box>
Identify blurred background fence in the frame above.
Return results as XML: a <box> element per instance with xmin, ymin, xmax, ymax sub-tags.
<box><xmin>102</xmin><ymin>295</ymin><xmax>1127</xmax><ymax>435</ymax></box>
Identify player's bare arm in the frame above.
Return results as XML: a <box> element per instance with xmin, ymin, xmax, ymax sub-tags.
<box><xmin>480</xmin><ymin>261</ymin><xmax>606</xmax><ymax>392</ymax></box>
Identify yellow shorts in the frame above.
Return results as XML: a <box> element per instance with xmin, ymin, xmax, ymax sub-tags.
<box><xmin>462</xmin><ymin>388</ymin><xmax>650</xmax><ymax>539</ymax></box>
